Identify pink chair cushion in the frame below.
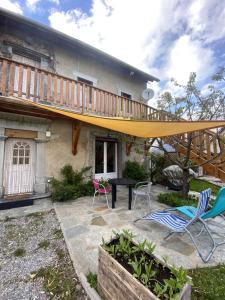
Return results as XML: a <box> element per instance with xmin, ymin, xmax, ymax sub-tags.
<box><xmin>93</xmin><ymin>180</ymin><xmax>111</xmax><ymax>194</ymax></box>
<box><xmin>98</xmin><ymin>188</ymin><xmax>110</xmax><ymax>194</ymax></box>
<box><xmin>93</xmin><ymin>180</ymin><xmax>100</xmax><ymax>189</ymax></box>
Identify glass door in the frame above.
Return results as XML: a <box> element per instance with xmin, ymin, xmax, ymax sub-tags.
<box><xmin>95</xmin><ymin>139</ymin><xmax>117</xmax><ymax>179</ymax></box>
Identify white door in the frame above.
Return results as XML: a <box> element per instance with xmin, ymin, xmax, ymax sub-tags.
<box><xmin>95</xmin><ymin>140</ymin><xmax>117</xmax><ymax>179</ymax></box>
<box><xmin>3</xmin><ymin>139</ymin><xmax>36</xmax><ymax>195</ymax></box>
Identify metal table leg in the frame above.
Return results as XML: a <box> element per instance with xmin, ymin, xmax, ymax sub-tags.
<box><xmin>112</xmin><ymin>184</ymin><xmax>116</xmax><ymax>209</ymax></box>
<box><xmin>128</xmin><ymin>186</ymin><xmax>132</xmax><ymax>210</ymax></box>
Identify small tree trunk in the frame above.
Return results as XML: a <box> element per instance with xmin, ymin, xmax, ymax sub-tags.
<box><xmin>182</xmin><ymin>168</ymin><xmax>189</xmax><ymax>198</ymax></box>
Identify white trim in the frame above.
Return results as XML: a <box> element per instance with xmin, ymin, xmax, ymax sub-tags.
<box><xmin>95</xmin><ymin>141</ymin><xmax>117</xmax><ymax>180</ymax></box>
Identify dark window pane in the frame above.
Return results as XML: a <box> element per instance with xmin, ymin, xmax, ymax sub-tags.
<box><xmin>107</xmin><ymin>142</ymin><xmax>116</xmax><ymax>173</ymax></box>
<box><xmin>25</xmin><ymin>157</ymin><xmax>29</xmax><ymax>164</ymax></box>
<box><xmin>95</xmin><ymin>140</ymin><xmax>104</xmax><ymax>173</ymax></box>
<box><xmin>121</xmin><ymin>92</ymin><xmax>131</xmax><ymax>99</ymax></box>
<box><xmin>13</xmin><ymin>157</ymin><xmax>17</xmax><ymax>164</ymax></box>
<box><xmin>13</xmin><ymin>149</ymin><xmax>18</xmax><ymax>156</ymax></box>
<box><xmin>25</xmin><ymin>149</ymin><xmax>30</xmax><ymax>156</ymax></box>
<box><xmin>19</xmin><ymin>149</ymin><xmax>24</xmax><ymax>157</ymax></box>
<box><xmin>19</xmin><ymin>157</ymin><xmax>24</xmax><ymax>164</ymax></box>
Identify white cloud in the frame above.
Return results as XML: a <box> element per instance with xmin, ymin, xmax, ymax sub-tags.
<box><xmin>165</xmin><ymin>35</ymin><xmax>215</xmax><ymax>84</ymax></box>
<box><xmin>48</xmin><ymin>0</ymin><xmax>225</xmax><ymax>95</ymax></box>
<box><xmin>188</xmin><ymin>0</ymin><xmax>225</xmax><ymax>43</ymax></box>
<box><xmin>49</xmin><ymin>0</ymin><xmax>184</xmax><ymax>73</ymax></box>
<box><xmin>0</xmin><ymin>0</ymin><xmax>23</xmax><ymax>14</ymax></box>
<box><xmin>26</xmin><ymin>0</ymin><xmax>40</xmax><ymax>11</ymax></box>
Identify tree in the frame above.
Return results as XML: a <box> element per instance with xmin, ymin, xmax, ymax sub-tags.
<box><xmin>154</xmin><ymin>70</ymin><xmax>225</xmax><ymax>197</ymax></box>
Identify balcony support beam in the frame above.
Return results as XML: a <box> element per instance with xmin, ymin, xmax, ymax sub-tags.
<box><xmin>72</xmin><ymin>121</ymin><xmax>81</xmax><ymax>155</ymax></box>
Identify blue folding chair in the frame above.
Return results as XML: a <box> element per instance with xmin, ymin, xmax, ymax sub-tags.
<box><xmin>171</xmin><ymin>187</ymin><xmax>225</xmax><ymax>220</ymax></box>
<box><xmin>134</xmin><ymin>189</ymin><xmax>220</xmax><ymax>262</ymax></box>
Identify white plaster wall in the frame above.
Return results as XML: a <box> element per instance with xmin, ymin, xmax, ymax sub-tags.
<box><xmin>0</xmin><ymin>22</ymin><xmax>147</xmax><ymax>101</ymax></box>
<box><xmin>53</xmin><ymin>45</ymin><xmax>146</xmax><ymax>100</ymax></box>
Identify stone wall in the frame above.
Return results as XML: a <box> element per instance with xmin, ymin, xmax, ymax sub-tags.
<box><xmin>0</xmin><ymin>112</ymin><xmax>145</xmax><ymax>196</ymax></box>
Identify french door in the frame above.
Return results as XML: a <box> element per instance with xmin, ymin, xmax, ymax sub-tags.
<box><xmin>3</xmin><ymin>138</ymin><xmax>36</xmax><ymax>195</ymax></box>
<box><xmin>95</xmin><ymin>139</ymin><xmax>117</xmax><ymax>179</ymax></box>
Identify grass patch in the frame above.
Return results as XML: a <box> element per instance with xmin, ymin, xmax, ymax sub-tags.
<box><xmin>158</xmin><ymin>192</ymin><xmax>196</xmax><ymax>207</ymax></box>
<box><xmin>55</xmin><ymin>248</ymin><xmax>65</xmax><ymax>260</ymax></box>
<box><xmin>158</xmin><ymin>178</ymin><xmax>220</xmax><ymax>208</ymax></box>
<box><xmin>27</xmin><ymin>211</ymin><xmax>45</xmax><ymax>218</ymax></box>
<box><xmin>37</xmin><ymin>240</ymin><xmax>50</xmax><ymax>250</ymax></box>
<box><xmin>14</xmin><ymin>248</ymin><xmax>26</xmax><ymax>257</ymax></box>
<box><xmin>190</xmin><ymin>178</ymin><xmax>220</xmax><ymax>196</ymax></box>
<box><xmin>31</xmin><ymin>265</ymin><xmax>77</xmax><ymax>300</ymax></box>
<box><xmin>87</xmin><ymin>271</ymin><xmax>98</xmax><ymax>290</ymax></box>
<box><xmin>189</xmin><ymin>265</ymin><xmax>225</xmax><ymax>300</ymax></box>
<box><xmin>53</xmin><ymin>228</ymin><xmax>64</xmax><ymax>240</ymax></box>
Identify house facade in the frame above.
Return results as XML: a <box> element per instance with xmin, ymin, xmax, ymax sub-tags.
<box><xmin>0</xmin><ymin>8</ymin><xmax>159</xmax><ymax>198</ymax></box>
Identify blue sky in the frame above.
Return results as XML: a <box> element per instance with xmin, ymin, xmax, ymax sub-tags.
<box><xmin>1</xmin><ymin>0</ymin><xmax>225</xmax><ymax>104</ymax></box>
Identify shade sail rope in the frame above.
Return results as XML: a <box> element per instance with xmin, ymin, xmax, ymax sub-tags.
<box><xmin>26</xmin><ymin>100</ymin><xmax>225</xmax><ymax>138</ymax></box>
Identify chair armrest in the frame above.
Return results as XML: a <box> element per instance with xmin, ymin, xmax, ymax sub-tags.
<box><xmin>135</xmin><ymin>181</ymin><xmax>151</xmax><ymax>189</ymax></box>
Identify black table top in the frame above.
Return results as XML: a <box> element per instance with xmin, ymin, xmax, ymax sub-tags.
<box><xmin>108</xmin><ymin>178</ymin><xmax>137</xmax><ymax>186</ymax></box>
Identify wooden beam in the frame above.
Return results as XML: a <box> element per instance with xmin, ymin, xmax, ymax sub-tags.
<box><xmin>126</xmin><ymin>141</ymin><xmax>133</xmax><ymax>156</ymax></box>
<box><xmin>72</xmin><ymin>122</ymin><xmax>81</xmax><ymax>155</ymax></box>
<box><xmin>5</xmin><ymin>128</ymin><xmax>37</xmax><ymax>139</ymax></box>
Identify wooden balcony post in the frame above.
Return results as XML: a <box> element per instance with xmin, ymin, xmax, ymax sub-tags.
<box><xmin>9</xmin><ymin>62</ymin><xmax>15</xmax><ymax>96</ymax></box>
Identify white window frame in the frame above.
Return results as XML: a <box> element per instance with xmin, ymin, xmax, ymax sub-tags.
<box><xmin>95</xmin><ymin>141</ymin><xmax>118</xmax><ymax>180</ymax></box>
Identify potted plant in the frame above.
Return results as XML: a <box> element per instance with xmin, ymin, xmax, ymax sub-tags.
<box><xmin>98</xmin><ymin>230</ymin><xmax>191</xmax><ymax>300</ymax></box>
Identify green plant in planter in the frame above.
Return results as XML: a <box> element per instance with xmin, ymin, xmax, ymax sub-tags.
<box><xmin>128</xmin><ymin>256</ymin><xmax>143</xmax><ymax>280</ymax></box>
<box><xmin>101</xmin><ymin>238</ymin><xmax>117</xmax><ymax>257</ymax></box>
<box><xmin>139</xmin><ymin>260</ymin><xmax>156</xmax><ymax>287</ymax></box>
<box><xmin>101</xmin><ymin>230</ymin><xmax>191</xmax><ymax>299</ymax></box>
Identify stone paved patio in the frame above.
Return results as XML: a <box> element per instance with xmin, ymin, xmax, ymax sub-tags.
<box><xmin>54</xmin><ymin>185</ymin><xmax>225</xmax><ymax>276</ymax></box>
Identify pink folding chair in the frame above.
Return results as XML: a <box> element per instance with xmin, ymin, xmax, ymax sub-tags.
<box><xmin>92</xmin><ymin>180</ymin><xmax>111</xmax><ymax>208</ymax></box>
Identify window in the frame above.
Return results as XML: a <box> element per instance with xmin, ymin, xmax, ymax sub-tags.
<box><xmin>77</xmin><ymin>77</ymin><xmax>93</xmax><ymax>86</ymax></box>
<box><xmin>121</xmin><ymin>92</ymin><xmax>132</xmax><ymax>113</ymax></box>
<box><xmin>12</xmin><ymin>141</ymin><xmax>30</xmax><ymax>165</ymax></box>
<box><xmin>77</xmin><ymin>77</ymin><xmax>94</xmax><ymax>104</ymax></box>
<box><xmin>121</xmin><ymin>92</ymin><xmax>132</xmax><ymax>100</ymax></box>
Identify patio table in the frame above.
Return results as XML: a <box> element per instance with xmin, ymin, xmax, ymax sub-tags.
<box><xmin>108</xmin><ymin>178</ymin><xmax>137</xmax><ymax>210</ymax></box>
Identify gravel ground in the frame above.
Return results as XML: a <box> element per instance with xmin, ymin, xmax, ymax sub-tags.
<box><xmin>0</xmin><ymin>209</ymin><xmax>89</xmax><ymax>300</ymax></box>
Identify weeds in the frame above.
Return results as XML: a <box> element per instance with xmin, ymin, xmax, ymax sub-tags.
<box><xmin>14</xmin><ymin>248</ymin><xmax>26</xmax><ymax>257</ymax></box>
<box><xmin>87</xmin><ymin>271</ymin><xmax>98</xmax><ymax>290</ymax></box>
<box><xmin>37</xmin><ymin>240</ymin><xmax>50</xmax><ymax>250</ymax></box>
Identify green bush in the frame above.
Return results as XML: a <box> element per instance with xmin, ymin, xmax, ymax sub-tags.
<box><xmin>158</xmin><ymin>192</ymin><xmax>197</xmax><ymax>207</ymax></box>
<box><xmin>150</xmin><ymin>153</ymin><xmax>167</xmax><ymax>184</ymax></box>
<box><xmin>51</xmin><ymin>165</ymin><xmax>94</xmax><ymax>202</ymax></box>
<box><xmin>123</xmin><ymin>160</ymin><xmax>148</xmax><ymax>181</ymax></box>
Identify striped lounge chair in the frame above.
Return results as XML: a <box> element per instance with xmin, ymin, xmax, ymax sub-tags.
<box><xmin>134</xmin><ymin>189</ymin><xmax>219</xmax><ymax>263</ymax></box>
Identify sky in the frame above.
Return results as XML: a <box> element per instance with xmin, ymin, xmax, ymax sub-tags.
<box><xmin>1</xmin><ymin>0</ymin><xmax>225</xmax><ymax>106</ymax></box>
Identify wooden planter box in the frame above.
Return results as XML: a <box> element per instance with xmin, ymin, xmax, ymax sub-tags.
<box><xmin>98</xmin><ymin>245</ymin><xmax>191</xmax><ymax>300</ymax></box>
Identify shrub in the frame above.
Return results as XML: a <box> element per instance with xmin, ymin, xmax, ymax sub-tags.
<box><xmin>150</xmin><ymin>153</ymin><xmax>167</xmax><ymax>184</ymax></box>
<box><xmin>158</xmin><ymin>192</ymin><xmax>196</xmax><ymax>207</ymax></box>
<box><xmin>51</xmin><ymin>165</ymin><xmax>94</xmax><ymax>202</ymax></box>
<box><xmin>123</xmin><ymin>160</ymin><xmax>148</xmax><ymax>181</ymax></box>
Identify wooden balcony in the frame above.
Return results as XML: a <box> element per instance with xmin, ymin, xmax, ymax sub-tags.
<box><xmin>0</xmin><ymin>57</ymin><xmax>157</xmax><ymax>120</ymax></box>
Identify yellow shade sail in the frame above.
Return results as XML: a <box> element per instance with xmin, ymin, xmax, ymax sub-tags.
<box><xmin>30</xmin><ymin>101</ymin><xmax>225</xmax><ymax>138</ymax></box>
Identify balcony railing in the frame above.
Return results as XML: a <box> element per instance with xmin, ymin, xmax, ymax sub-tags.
<box><xmin>0</xmin><ymin>57</ymin><xmax>157</xmax><ymax>119</ymax></box>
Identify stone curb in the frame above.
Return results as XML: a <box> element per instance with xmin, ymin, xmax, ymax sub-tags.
<box><xmin>54</xmin><ymin>204</ymin><xmax>102</xmax><ymax>300</ymax></box>
<box><xmin>79</xmin><ymin>273</ymin><xmax>101</xmax><ymax>300</ymax></box>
